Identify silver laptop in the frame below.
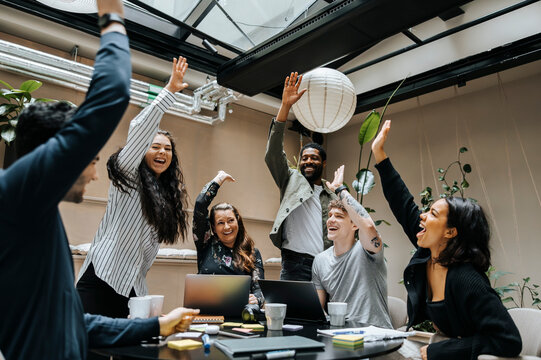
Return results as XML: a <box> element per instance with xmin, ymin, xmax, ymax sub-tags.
<box><xmin>183</xmin><ymin>274</ymin><xmax>251</xmax><ymax>317</ymax></box>
<box><xmin>259</xmin><ymin>279</ymin><xmax>328</xmax><ymax>323</ymax></box>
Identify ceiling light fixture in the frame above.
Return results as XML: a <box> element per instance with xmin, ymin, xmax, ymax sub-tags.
<box><xmin>36</xmin><ymin>0</ymin><xmax>97</xmax><ymax>14</ymax></box>
<box><xmin>202</xmin><ymin>39</ymin><xmax>218</xmax><ymax>55</ymax></box>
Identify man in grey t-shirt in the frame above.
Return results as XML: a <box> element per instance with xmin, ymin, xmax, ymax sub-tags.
<box><xmin>312</xmin><ymin>165</ymin><xmax>392</xmax><ymax>329</ymax></box>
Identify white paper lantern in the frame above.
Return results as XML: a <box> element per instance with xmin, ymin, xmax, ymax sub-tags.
<box><xmin>292</xmin><ymin>68</ymin><xmax>356</xmax><ymax>134</ymax></box>
<box><xmin>36</xmin><ymin>0</ymin><xmax>97</xmax><ymax>13</ymax></box>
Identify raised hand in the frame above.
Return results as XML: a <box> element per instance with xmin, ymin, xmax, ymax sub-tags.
<box><xmin>97</xmin><ymin>0</ymin><xmax>124</xmax><ymax>17</ymax></box>
<box><xmin>325</xmin><ymin>165</ymin><xmax>345</xmax><ymax>193</ymax></box>
<box><xmin>213</xmin><ymin>170</ymin><xmax>235</xmax><ymax>186</ymax></box>
<box><xmin>165</xmin><ymin>56</ymin><xmax>189</xmax><ymax>94</ymax></box>
<box><xmin>281</xmin><ymin>72</ymin><xmax>307</xmax><ymax>108</ymax></box>
<box><xmin>372</xmin><ymin>119</ymin><xmax>391</xmax><ymax>164</ymax></box>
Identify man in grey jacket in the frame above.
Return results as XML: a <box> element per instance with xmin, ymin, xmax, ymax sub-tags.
<box><xmin>265</xmin><ymin>72</ymin><xmax>337</xmax><ymax>281</ymax></box>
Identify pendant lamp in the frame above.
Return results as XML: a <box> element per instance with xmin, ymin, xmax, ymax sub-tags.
<box><xmin>36</xmin><ymin>0</ymin><xmax>97</xmax><ymax>14</ymax></box>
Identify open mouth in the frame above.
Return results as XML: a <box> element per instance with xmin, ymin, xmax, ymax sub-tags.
<box><xmin>154</xmin><ymin>158</ymin><xmax>166</xmax><ymax>164</ymax></box>
<box><xmin>328</xmin><ymin>226</ymin><xmax>338</xmax><ymax>231</ymax></box>
<box><xmin>416</xmin><ymin>224</ymin><xmax>426</xmax><ymax>238</ymax></box>
<box><xmin>223</xmin><ymin>230</ymin><xmax>233</xmax><ymax>235</ymax></box>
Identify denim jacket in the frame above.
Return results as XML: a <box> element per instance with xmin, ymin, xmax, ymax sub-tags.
<box><xmin>264</xmin><ymin>119</ymin><xmax>336</xmax><ymax>251</ymax></box>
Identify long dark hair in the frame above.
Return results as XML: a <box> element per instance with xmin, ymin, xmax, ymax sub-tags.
<box><xmin>436</xmin><ymin>197</ymin><xmax>491</xmax><ymax>272</ymax></box>
<box><xmin>107</xmin><ymin>129</ymin><xmax>188</xmax><ymax>244</ymax></box>
<box><xmin>209</xmin><ymin>203</ymin><xmax>256</xmax><ymax>273</ymax></box>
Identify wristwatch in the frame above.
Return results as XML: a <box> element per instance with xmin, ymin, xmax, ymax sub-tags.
<box><xmin>98</xmin><ymin>13</ymin><xmax>125</xmax><ymax>29</ymax></box>
<box><xmin>334</xmin><ymin>185</ymin><xmax>348</xmax><ymax>196</ymax></box>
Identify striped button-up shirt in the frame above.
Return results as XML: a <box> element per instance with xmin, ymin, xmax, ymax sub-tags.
<box><xmin>78</xmin><ymin>88</ymin><xmax>175</xmax><ymax>297</ymax></box>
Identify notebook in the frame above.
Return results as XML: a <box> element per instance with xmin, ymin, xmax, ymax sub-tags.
<box><xmin>183</xmin><ymin>274</ymin><xmax>251</xmax><ymax>317</ymax></box>
<box><xmin>214</xmin><ymin>335</ymin><xmax>325</xmax><ymax>357</ymax></box>
<box><xmin>258</xmin><ymin>280</ymin><xmax>328</xmax><ymax>323</ymax></box>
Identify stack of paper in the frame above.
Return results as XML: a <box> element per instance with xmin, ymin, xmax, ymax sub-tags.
<box><xmin>332</xmin><ymin>334</ymin><xmax>364</xmax><ymax>348</ymax></box>
<box><xmin>167</xmin><ymin>339</ymin><xmax>202</xmax><ymax>350</ymax></box>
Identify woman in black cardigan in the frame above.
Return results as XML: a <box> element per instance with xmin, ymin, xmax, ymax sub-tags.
<box><xmin>372</xmin><ymin>120</ymin><xmax>521</xmax><ymax>360</ymax></box>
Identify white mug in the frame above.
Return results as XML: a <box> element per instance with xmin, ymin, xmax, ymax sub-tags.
<box><xmin>128</xmin><ymin>296</ymin><xmax>151</xmax><ymax>319</ymax></box>
<box><xmin>149</xmin><ymin>295</ymin><xmax>164</xmax><ymax>317</ymax></box>
<box><xmin>327</xmin><ymin>302</ymin><xmax>348</xmax><ymax>327</ymax></box>
<box><xmin>265</xmin><ymin>303</ymin><xmax>287</xmax><ymax>331</ymax></box>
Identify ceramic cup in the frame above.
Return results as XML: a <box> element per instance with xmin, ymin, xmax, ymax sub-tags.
<box><xmin>328</xmin><ymin>302</ymin><xmax>348</xmax><ymax>327</ymax></box>
<box><xmin>265</xmin><ymin>303</ymin><xmax>287</xmax><ymax>331</ymax></box>
<box><xmin>128</xmin><ymin>296</ymin><xmax>151</xmax><ymax>319</ymax></box>
<box><xmin>149</xmin><ymin>295</ymin><xmax>164</xmax><ymax>317</ymax></box>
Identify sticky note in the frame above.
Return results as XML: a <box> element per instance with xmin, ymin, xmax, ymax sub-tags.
<box><xmin>241</xmin><ymin>323</ymin><xmax>265</xmax><ymax>331</ymax></box>
<box><xmin>222</xmin><ymin>322</ymin><xmax>243</xmax><ymax>327</ymax></box>
<box><xmin>167</xmin><ymin>339</ymin><xmax>202</xmax><ymax>350</ymax></box>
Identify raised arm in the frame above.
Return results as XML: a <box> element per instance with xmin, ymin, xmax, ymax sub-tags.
<box><xmin>116</xmin><ymin>56</ymin><xmax>188</xmax><ymax>173</ymax></box>
<box><xmin>192</xmin><ymin>171</ymin><xmax>235</xmax><ymax>249</ymax></box>
<box><xmin>326</xmin><ymin>165</ymin><xmax>382</xmax><ymax>254</ymax></box>
<box><xmin>264</xmin><ymin>73</ymin><xmax>307</xmax><ymax>189</ymax></box>
<box><xmin>373</xmin><ymin>120</ymin><xmax>422</xmax><ymax>247</ymax></box>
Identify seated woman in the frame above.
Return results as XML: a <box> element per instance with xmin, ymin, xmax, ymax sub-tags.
<box><xmin>372</xmin><ymin>120</ymin><xmax>522</xmax><ymax>360</ymax></box>
<box><xmin>193</xmin><ymin>170</ymin><xmax>265</xmax><ymax>306</ymax></box>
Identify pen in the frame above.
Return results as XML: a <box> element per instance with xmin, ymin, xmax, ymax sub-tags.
<box><xmin>251</xmin><ymin>349</ymin><xmax>296</xmax><ymax>359</ymax></box>
<box><xmin>201</xmin><ymin>334</ymin><xmax>211</xmax><ymax>349</ymax></box>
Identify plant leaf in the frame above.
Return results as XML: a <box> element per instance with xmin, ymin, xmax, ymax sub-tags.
<box><xmin>0</xmin><ymin>103</ymin><xmax>18</xmax><ymax>116</ymax></box>
<box><xmin>19</xmin><ymin>80</ymin><xmax>42</xmax><ymax>93</ymax></box>
<box><xmin>461</xmin><ymin>180</ymin><xmax>469</xmax><ymax>189</ymax></box>
<box><xmin>352</xmin><ymin>169</ymin><xmax>375</xmax><ymax>195</ymax></box>
<box><xmin>0</xmin><ymin>79</ymin><xmax>14</xmax><ymax>89</ymax></box>
<box><xmin>463</xmin><ymin>164</ymin><xmax>472</xmax><ymax>173</ymax></box>
<box><xmin>358</xmin><ymin>110</ymin><xmax>380</xmax><ymax>145</ymax></box>
<box><xmin>1</xmin><ymin>125</ymin><xmax>16</xmax><ymax>143</ymax></box>
<box><xmin>459</xmin><ymin>147</ymin><xmax>468</xmax><ymax>153</ymax></box>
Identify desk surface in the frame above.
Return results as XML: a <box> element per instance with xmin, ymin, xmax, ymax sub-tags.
<box><xmin>92</xmin><ymin>323</ymin><xmax>403</xmax><ymax>360</ymax></box>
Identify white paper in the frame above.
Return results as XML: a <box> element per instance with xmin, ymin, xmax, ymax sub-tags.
<box><xmin>317</xmin><ymin>325</ymin><xmax>414</xmax><ymax>341</ymax></box>
<box><xmin>175</xmin><ymin>331</ymin><xmax>203</xmax><ymax>339</ymax></box>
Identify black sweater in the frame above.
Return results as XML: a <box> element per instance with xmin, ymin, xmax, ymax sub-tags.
<box><xmin>375</xmin><ymin>158</ymin><xmax>522</xmax><ymax>360</ymax></box>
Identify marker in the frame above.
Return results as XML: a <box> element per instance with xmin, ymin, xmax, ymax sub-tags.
<box><xmin>251</xmin><ymin>349</ymin><xmax>296</xmax><ymax>360</ymax></box>
<box><xmin>201</xmin><ymin>334</ymin><xmax>211</xmax><ymax>349</ymax></box>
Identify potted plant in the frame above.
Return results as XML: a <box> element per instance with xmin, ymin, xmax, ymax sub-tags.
<box><xmin>0</xmin><ymin>79</ymin><xmax>53</xmax><ymax>167</ymax></box>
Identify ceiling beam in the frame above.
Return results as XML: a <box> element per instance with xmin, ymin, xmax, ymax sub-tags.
<box><xmin>354</xmin><ymin>33</ymin><xmax>541</xmax><ymax>113</ymax></box>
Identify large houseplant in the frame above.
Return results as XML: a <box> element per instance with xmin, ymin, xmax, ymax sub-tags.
<box><xmin>0</xmin><ymin>79</ymin><xmax>52</xmax><ymax>167</ymax></box>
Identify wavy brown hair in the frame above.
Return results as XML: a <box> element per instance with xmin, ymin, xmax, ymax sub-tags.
<box><xmin>209</xmin><ymin>203</ymin><xmax>256</xmax><ymax>273</ymax></box>
<box><xmin>107</xmin><ymin>129</ymin><xmax>188</xmax><ymax>244</ymax></box>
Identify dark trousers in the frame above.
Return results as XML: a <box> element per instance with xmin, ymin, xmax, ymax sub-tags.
<box><xmin>280</xmin><ymin>249</ymin><xmax>314</xmax><ymax>281</ymax></box>
<box><xmin>76</xmin><ymin>262</ymin><xmax>136</xmax><ymax>318</ymax></box>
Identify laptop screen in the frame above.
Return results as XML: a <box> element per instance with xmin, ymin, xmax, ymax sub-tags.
<box><xmin>259</xmin><ymin>280</ymin><xmax>328</xmax><ymax>323</ymax></box>
<box><xmin>183</xmin><ymin>274</ymin><xmax>251</xmax><ymax>317</ymax></box>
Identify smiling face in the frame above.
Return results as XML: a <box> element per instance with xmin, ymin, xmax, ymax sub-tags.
<box><xmin>417</xmin><ymin>198</ymin><xmax>457</xmax><ymax>252</ymax></box>
<box><xmin>144</xmin><ymin>133</ymin><xmax>172</xmax><ymax>177</ymax></box>
<box><xmin>327</xmin><ymin>207</ymin><xmax>358</xmax><ymax>243</ymax></box>
<box><xmin>299</xmin><ymin>147</ymin><xmax>325</xmax><ymax>184</ymax></box>
<box><xmin>213</xmin><ymin>209</ymin><xmax>239</xmax><ymax>248</ymax></box>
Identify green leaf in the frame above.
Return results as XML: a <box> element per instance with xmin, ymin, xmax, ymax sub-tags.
<box><xmin>380</xmin><ymin>75</ymin><xmax>408</xmax><ymax>120</ymax></box>
<box><xmin>501</xmin><ymin>296</ymin><xmax>515</xmax><ymax>303</ymax></box>
<box><xmin>442</xmin><ymin>184</ymin><xmax>450</xmax><ymax>191</ymax></box>
<box><xmin>364</xmin><ymin>207</ymin><xmax>376</xmax><ymax>213</ymax></box>
<box><xmin>1</xmin><ymin>125</ymin><xmax>16</xmax><ymax>143</ymax></box>
<box><xmin>490</xmin><ymin>271</ymin><xmax>513</xmax><ymax>281</ymax></box>
<box><xmin>0</xmin><ymin>79</ymin><xmax>14</xmax><ymax>89</ymax></box>
<box><xmin>8</xmin><ymin>119</ymin><xmax>17</xmax><ymax>127</ymax></box>
<box><xmin>19</xmin><ymin>80</ymin><xmax>42</xmax><ymax>93</ymax></box>
<box><xmin>532</xmin><ymin>299</ymin><xmax>541</xmax><ymax>305</ymax></box>
<box><xmin>358</xmin><ymin>110</ymin><xmax>380</xmax><ymax>145</ymax></box>
<box><xmin>524</xmin><ymin>277</ymin><xmax>530</xmax><ymax>283</ymax></box>
<box><xmin>438</xmin><ymin>176</ymin><xmax>444</xmax><ymax>181</ymax></box>
<box><xmin>352</xmin><ymin>169</ymin><xmax>375</xmax><ymax>195</ymax></box>
<box><xmin>0</xmin><ymin>103</ymin><xmax>18</xmax><ymax>116</ymax></box>
<box><xmin>34</xmin><ymin>97</ymin><xmax>55</xmax><ymax>102</ymax></box>
<box><xmin>437</xmin><ymin>168</ymin><xmax>444</xmax><ymax>173</ymax></box>
<box><xmin>459</xmin><ymin>147</ymin><xmax>468</xmax><ymax>153</ymax></box>
<box><xmin>461</xmin><ymin>179</ymin><xmax>469</xmax><ymax>189</ymax></box>
<box><xmin>463</xmin><ymin>164</ymin><xmax>472</xmax><ymax>173</ymax></box>
<box><xmin>374</xmin><ymin>220</ymin><xmax>382</xmax><ymax>226</ymax></box>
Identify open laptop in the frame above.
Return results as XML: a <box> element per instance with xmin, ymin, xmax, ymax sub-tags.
<box><xmin>183</xmin><ymin>274</ymin><xmax>251</xmax><ymax>318</ymax></box>
<box><xmin>259</xmin><ymin>279</ymin><xmax>328</xmax><ymax>323</ymax></box>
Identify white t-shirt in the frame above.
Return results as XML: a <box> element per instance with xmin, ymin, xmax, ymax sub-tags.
<box><xmin>282</xmin><ymin>184</ymin><xmax>323</xmax><ymax>257</ymax></box>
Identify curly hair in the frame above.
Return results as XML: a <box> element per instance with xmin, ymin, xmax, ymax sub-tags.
<box><xmin>436</xmin><ymin>197</ymin><xmax>491</xmax><ymax>272</ymax></box>
<box><xmin>15</xmin><ymin>101</ymin><xmax>75</xmax><ymax>157</ymax></box>
<box><xmin>106</xmin><ymin>129</ymin><xmax>188</xmax><ymax>244</ymax></box>
<box><xmin>209</xmin><ymin>202</ymin><xmax>256</xmax><ymax>273</ymax></box>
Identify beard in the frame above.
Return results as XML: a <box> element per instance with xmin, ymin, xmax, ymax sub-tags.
<box><xmin>300</xmin><ymin>163</ymin><xmax>323</xmax><ymax>183</ymax></box>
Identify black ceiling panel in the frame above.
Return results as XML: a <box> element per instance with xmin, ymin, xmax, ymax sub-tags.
<box><xmin>217</xmin><ymin>0</ymin><xmax>472</xmax><ymax>96</ymax></box>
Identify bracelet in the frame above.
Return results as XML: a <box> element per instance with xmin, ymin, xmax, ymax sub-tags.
<box><xmin>334</xmin><ymin>185</ymin><xmax>348</xmax><ymax>196</ymax></box>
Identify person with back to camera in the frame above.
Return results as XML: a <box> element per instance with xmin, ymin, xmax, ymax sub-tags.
<box><xmin>372</xmin><ymin>120</ymin><xmax>522</xmax><ymax>359</ymax></box>
<box><xmin>193</xmin><ymin>170</ymin><xmax>265</xmax><ymax>307</ymax></box>
<box><xmin>76</xmin><ymin>55</ymin><xmax>190</xmax><ymax>318</ymax></box>
<box><xmin>0</xmin><ymin>1</ymin><xmax>198</xmax><ymax>358</ymax></box>
<box><xmin>265</xmin><ymin>72</ymin><xmax>338</xmax><ymax>281</ymax></box>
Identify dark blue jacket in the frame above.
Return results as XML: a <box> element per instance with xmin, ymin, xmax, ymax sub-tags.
<box><xmin>0</xmin><ymin>32</ymin><xmax>158</xmax><ymax>360</ymax></box>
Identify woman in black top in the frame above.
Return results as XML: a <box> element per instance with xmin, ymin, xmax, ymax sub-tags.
<box><xmin>372</xmin><ymin>120</ymin><xmax>521</xmax><ymax>360</ymax></box>
<box><xmin>193</xmin><ymin>170</ymin><xmax>265</xmax><ymax>306</ymax></box>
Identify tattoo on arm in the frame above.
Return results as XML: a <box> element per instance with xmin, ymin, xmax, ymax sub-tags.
<box><xmin>340</xmin><ymin>191</ymin><xmax>370</xmax><ymax>218</ymax></box>
<box><xmin>370</xmin><ymin>236</ymin><xmax>381</xmax><ymax>248</ymax></box>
